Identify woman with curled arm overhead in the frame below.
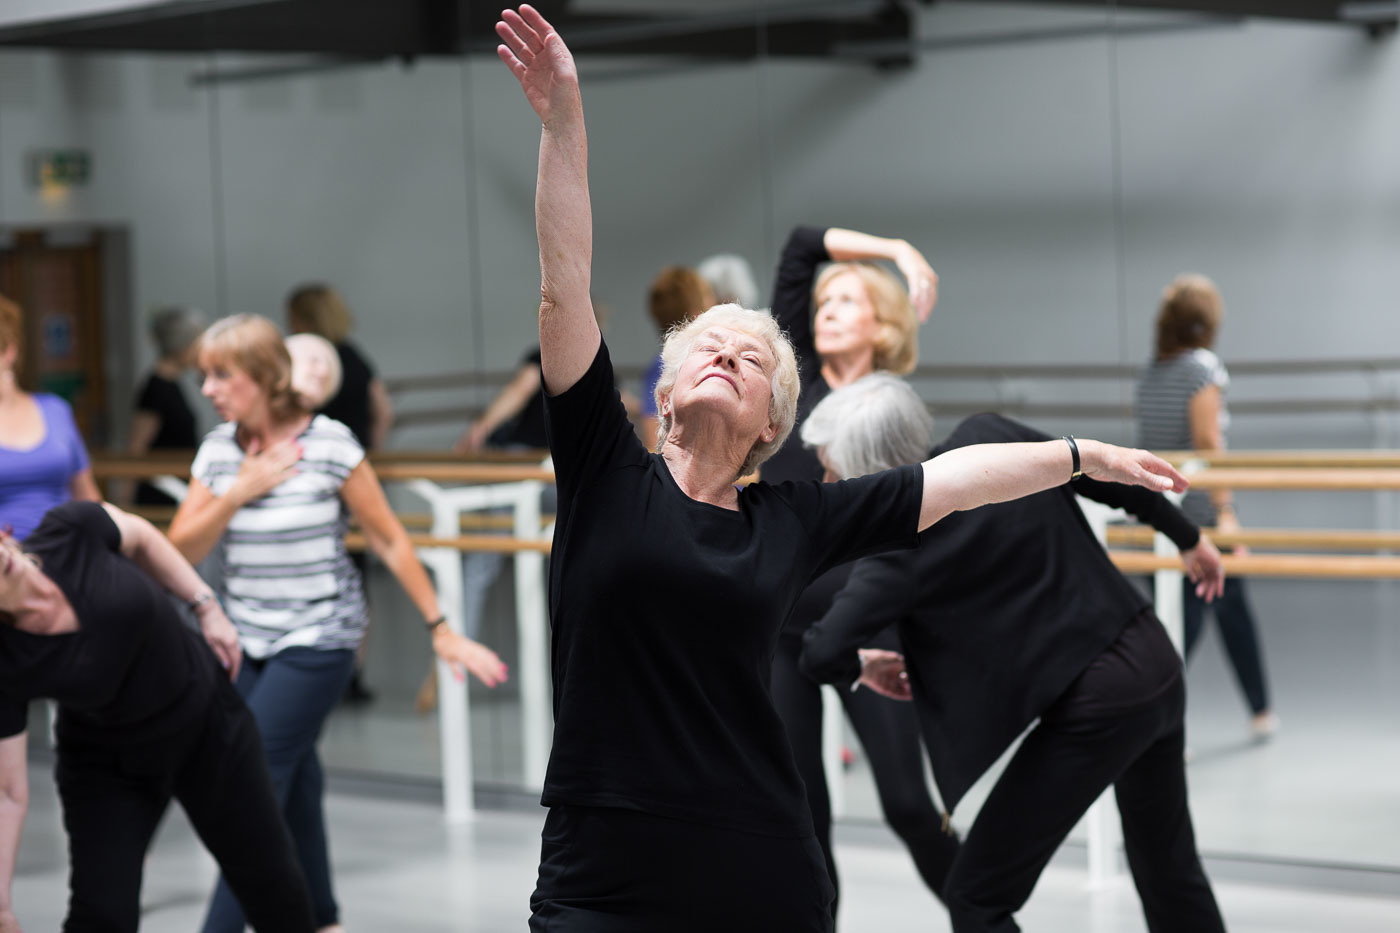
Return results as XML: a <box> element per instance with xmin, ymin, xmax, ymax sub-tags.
<box><xmin>495</xmin><ymin>8</ymin><xmax>1188</xmax><ymax>931</ymax></box>
<box><xmin>168</xmin><ymin>315</ymin><xmax>507</xmax><ymax>933</ymax></box>
<box><xmin>1136</xmin><ymin>273</ymin><xmax>1276</xmax><ymax>739</ymax></box>
<box><xmin>0</xmin><ymin>501</ymin><xmax>316</xmax><ymax>933</ymax></box>
<box><xmin>762</xmin><ymin>219</ymin><xmax>951</xmax><ymax>917</ymax></box>
<box><xmin>797</xmin><ymin>374</ymin><xmax>1229</xmax><ymax>933</ymax></box>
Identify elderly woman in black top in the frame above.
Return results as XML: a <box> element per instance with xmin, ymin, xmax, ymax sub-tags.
<box><xmin>495</xmin><ymin>7</ymin><xmax>1190</xmax><ymax>930</ymax></box>
<box><xmin>799</xmin><ymin>374</ymin><xmax>1229</xmax><ymax>933</ymax></box>
<box><xmin>0</xmin><ymin>502</ymin><xmax>313</xmax><ymax>933</ymax></box>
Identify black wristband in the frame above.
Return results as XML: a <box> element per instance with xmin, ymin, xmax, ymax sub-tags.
<box><xmin>425</xmin><ymin>616</ymin><xmax>448</xmax><ymax>633</ymax></box>
<box><xmin>1062</xmin><ymin>435</ymin><xmax>1083</xmax><ymax>481</ymax></box>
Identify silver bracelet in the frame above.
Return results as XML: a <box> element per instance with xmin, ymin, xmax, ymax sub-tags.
<box><xmin>187</xmin><ymin>591</ymin><xmax>214</xmax><ymax>612</ymax></box>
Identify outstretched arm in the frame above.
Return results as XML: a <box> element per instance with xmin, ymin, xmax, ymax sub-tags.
<box><xmin>0</xmin><ymin>732</ymin><xmax>28</xmax><ymax>933</ymax></box>
<box><xmin>497</xmin><ymin>6</ymin><xmax>599</xmax><ymax>396</ymax></box>
<box><xmin>918</xmin><ymin>437</ymin><xmax>1187</xmax><ymax>532</ymax></box>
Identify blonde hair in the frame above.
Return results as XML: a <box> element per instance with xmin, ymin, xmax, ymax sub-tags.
<box><xmin>813</xmin><ymin>262</ymin><xmax>919</xmax><ymax>375</ymax></box>
<box><xmin>198</xmin><ymin>315</ymin><xmax>309</xmax><ymax>423</ymax></box>
<box><xmin>1155</xmin><ymin>274</ymin><xmax>1222</xmax><ymax>359</ymax></box>
<box><xmin>286</xmin><ymin>283</ymin><xmax>353</xmax><ymax>343</ymax></box>
<box><xmin>0</xmin><ymin>294</ymin><xmax>23</xmax><ymax>372</ymax></box>
<box><xmin>655</xmin><ymin>304</ymin><xmax>800</xmax><ymax>478</ymax></box>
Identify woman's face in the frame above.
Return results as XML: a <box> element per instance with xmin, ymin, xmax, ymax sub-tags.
<box><xmin>664</xmin><ymin>325</ymin><xmax>778</xmax><ymax>447</ymax></box>
<box><xmin>200</xmin><ymin>352</ymin><xmax>265</xmax><ymax>424</ymax></box>
<box><xmin>287</xmin><ymin>340</ymin><xmax>337</xmax><ymax>409</ymax></box>
<box><xmin>813</xmin><ymin>271</ymin><xmax>880</xmax><ymax>363</ymax></box>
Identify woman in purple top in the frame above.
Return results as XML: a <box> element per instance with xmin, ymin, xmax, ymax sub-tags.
<box><xmin>0</xmin><ymin>295</ymin><xmax>100</xmax><ymax>540</ymax></box>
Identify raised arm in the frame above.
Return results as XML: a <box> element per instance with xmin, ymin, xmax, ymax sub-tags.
<box><xmin>0</xmin><ymin>732</ymin><xmax>27</xmax><ymax>933</ymax></box>
<box><xmin>823</xmin><ymin>227</ymin><xmax>938</xmax><ymax>321</ymax></box>
<box><xmin>918</xmin><ymin>437</ymin><xmax>1187</xmax><ymax>532</ymax></box>
<box><xmin>101</xmin><ymin>503</ymin><xmax>242</xmax><ymax>679</ymax></box>
<box><xmin>497</xmin><ymin>6</ymin><xmax>599</xmax><ymax>395</ymax></box>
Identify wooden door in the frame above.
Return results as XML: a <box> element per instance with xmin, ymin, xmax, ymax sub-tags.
<box><xmin>0</xmin><ymin>229</ymin><xmax>106</xmax><ymax>442</ymax></box>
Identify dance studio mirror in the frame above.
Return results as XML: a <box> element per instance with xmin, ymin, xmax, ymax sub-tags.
<box><xmin>4</xmin><ymin>0</ymin><xmax>1395</xmax><ymax>898</ymax></box>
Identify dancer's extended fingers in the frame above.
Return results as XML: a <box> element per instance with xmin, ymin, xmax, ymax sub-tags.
<box><xmin>517</xmin><ymin>4</ymin><xmax>555</xmax><ymax>45</ymax></box>
<box><xmin>496</xmin><ymin>44</ymin><xmax>525</xmax><ymax>77</ymax></box>
<box><xmin>495</xmin><ymin>19</ymin><xmax>535</xmax><ymax>63</ymax></box>
<box><xmin>503</xmin><ymin>7</ymin><xmax>546</xmax><ymax>52</ymax></box>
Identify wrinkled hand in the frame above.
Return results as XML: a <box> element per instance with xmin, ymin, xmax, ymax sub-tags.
<box><xmin>231</xmin><ymin>437</ymin><xmax>301</xmax><ymax>506</ymax></box>
<box><xmin>1181</xmin><ymin>534</ymin><xmax>1225</xmax><ymax>604</ymax></box>
<box><xmin>0</xmin><ymin>907</ymin><xmax>24</xmax><ymax>933</ymax></box>
<box><xmin>1079</xmin><ymin>439</ymin><xmax>1188</xmax><ymax>495</ymax></box>
<box><xmin>433</xmin><ymin>628</ymin><xmax>509</xmax><ymax>688</ymax></box>
<box><xmin>893</xmin><ymin>244</ymin><xmax>938</xmax><ymax>322</ymax></box>
<box><xmin>496</xmin><ymin>5</ymin><xmax>581</xmax><ymax>129</ymax></box>
<box><xmin>857</xmin><ymin>649</ymin><xmax>911</xmax><ymax>701</ymax></box>
<box><xmin>198</xmin><ymin>602</ymin><xmax>243</xmax><ymax>681</ymax></box>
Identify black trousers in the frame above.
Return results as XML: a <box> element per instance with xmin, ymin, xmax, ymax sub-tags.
<box><xmin>772</xmin><ymin>633</ymin><xmax>959</xmax><ymax>915</ymax></box>
<box><xmin>1183</xmin><ymin>576</ymin><xmax>1271</xmax><ymax>715</ymax></box>
<box><xmin>530</xmin><ymin>805</ymin><xmax>835</xmax><ymax>932</ymax></box>
<box><xmin>943</xmin><ymin>673</ymin><xmax>1225</xmax><ymax>933</ymax></box>
<box><xmin>55</xmin><ymin>677</ymin><xmax>315</xmax><ymax>933</ymax></box>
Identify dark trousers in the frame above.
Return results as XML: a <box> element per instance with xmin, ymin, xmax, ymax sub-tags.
<box><xmin>530</xmin><ymin>805</ymin><xmax>835</xmax><ymax>932</ymax></box>
<box><xmin>943</xmin><ymin>675</ymin><xmax>1225</xmax><ymax>933</ymax></box>
<box><xmin>1183</xmin><ymin>576</ymin><xmax>1271</xmax><ymax>715</ymax></box>
<box><xmin>772</xmin><ymin>634</ymin><xmax>959</xmax><ymax>916</ymax></box>
<box><xmin>55</xmin><ymin>678</ymin><xmax>315</xmax><ymax>933</ymax></box>
<box><xmin>201</xmin><ymin>647</ymin><xmax>357</xmax><ymax>933</ymax></box>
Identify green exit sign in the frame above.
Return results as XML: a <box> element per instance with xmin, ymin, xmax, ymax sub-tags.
<box><xmin>28</xmin><ymin>149</ymin><xmax>92</xmax><ymax>187</ymax></box>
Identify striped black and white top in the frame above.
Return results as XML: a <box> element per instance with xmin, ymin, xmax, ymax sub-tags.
<box><xmin>1135</xmin><ymin>347</ymin><xmax>1230</xmax><ymax>526</ymax></box>
<box><xmin>191</xmin><ymin>415</ymin><xmax>366</xmax><ymax>659</ymax></box>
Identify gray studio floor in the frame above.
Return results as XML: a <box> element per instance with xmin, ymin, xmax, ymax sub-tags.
<box><xmin>9</xmin><ymin>773</ymin><xmax>1400</xmax><ymax>932</ymax></box>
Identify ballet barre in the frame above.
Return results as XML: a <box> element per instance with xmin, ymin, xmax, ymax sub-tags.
<box><xmin>1106</xmin><ymin>526</ymin><xmax>1400</xmax><ymax>552</ymax></box>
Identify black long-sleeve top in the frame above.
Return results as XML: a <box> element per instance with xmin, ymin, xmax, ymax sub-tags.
<box><xmin>799</xmin><ymin>413</ymin><xmax>1200</xmax><ymax>812</ymax></box>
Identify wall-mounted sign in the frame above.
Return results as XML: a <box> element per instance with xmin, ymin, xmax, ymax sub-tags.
<box><xmin>27</xmin><ymin>149</ymin><xmax>92</xmax><ymax>187</ymax></box>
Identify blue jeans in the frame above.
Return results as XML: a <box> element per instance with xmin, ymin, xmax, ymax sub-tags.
<box><xmin>200</xmin><ymin>647</ymin><xmax>357</xmax><ymax>932</ymax></box>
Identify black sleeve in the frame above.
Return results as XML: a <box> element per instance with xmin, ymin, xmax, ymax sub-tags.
<box><xmin>134</xmin><ymin>374</ymin><xmax>166</xmax><ymax>415</ymax></box>
<box><xmin>799</xmin><ymin>549</ymin><xmax>918</xmax><ymax>689</ymax></box>
<box><xmin>771</xmin><ymin>226</ymin><xmax>829</xmax><ymax>376</ymax></box>
<box><xmin>27</xmin><ymin>501</ymin><xmax>121</xmax><ymax>554</ymax></box>
<box><xmin>0</xmin><ymin>698</ymin><xmax>26</xmax><ymax>740</ymax></box>
<box><xmin>543</xmin><ymin>340</ymin><xmax>648</xmax><ymax>507</ymax></box>
<box><xmin>960</xmin><ymin>413</ymin><xmax>1201</xmax><ymax>552</ymax></box>
<box><xmin>779</xmin><ymin>463</ymin><xmax>924</xmax><ymax>578</ymax></box>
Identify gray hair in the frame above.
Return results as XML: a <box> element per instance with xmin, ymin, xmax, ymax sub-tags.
<box><xmin>697</xmin><ymin>254</ymin><xmax>761</xmax><ymax>310</ymax></box>
<box><xmin>655</xmin><ymin>303</ymin><xmax>801</xmax><ymax>479</ymax></box>
<box><xmin>149</xmin><ymin>306</ymin><xmax>207</xmax><ymax>359</ymax></box>
<box><xmin>801</xmin><ymin>372</ymin><xmax>933</xmax><ymax>479</ymax></box>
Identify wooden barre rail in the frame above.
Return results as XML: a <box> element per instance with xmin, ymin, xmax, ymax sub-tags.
<box><xmin>1109</xmin><ymin>551</ymin><xmax>1400</xmax><ymax>579</ymax></box>
<box><xmin>1105</xmin><ymin>526</ymin><xmax>1400</xmax><ymax>552</ymax></box>
<box><xmin>1175</xmin><ymin>468</ymin><xmax>1400</xmax><ymax>491</ymax></box>
<box><xmin>1154</xmin><ymin>450</ymin><xmax>1400</xmax><ymax>468</ymax></box>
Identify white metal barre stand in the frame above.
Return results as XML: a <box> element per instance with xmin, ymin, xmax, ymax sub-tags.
<box><xmin>408</xmin><ymin>475</ymin><xmax>551</xmax><ymax>824</ymax></box>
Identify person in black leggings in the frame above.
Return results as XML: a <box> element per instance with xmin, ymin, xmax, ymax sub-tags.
<box><xmin>0</xmin><ymin>501</ymin><xmax>314</xmax><ymax>933</ymax></box>
<box><xmin>800</xmin><ymin>374</ymin><xmax>1230</xmax><ymax>933</ymax></box>
<box><xmin>763</xmin><ymin>223</ymin><xmax>956</xmax><ymax>914</ymax></box>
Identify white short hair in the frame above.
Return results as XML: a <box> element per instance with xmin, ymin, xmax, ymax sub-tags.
<box><xmin>655</xmin><ymin>303</ymin><xmax>800</xmax><ymax>478</ymax></box>
<box><xmin>697</xmin><ymin>254</ymin><xmax>761</xmax><ymax>310</ymax></box>
<box><xmin>800</xmin><ymin>373</ymin><xmax>932</xmax><ymax>479</ymax></box>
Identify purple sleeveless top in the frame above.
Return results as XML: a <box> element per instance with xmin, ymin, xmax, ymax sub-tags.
<box><xmin>0</xmin><ymin>393</ymin><xmax>91</xmax><ymax>540</ymax></box>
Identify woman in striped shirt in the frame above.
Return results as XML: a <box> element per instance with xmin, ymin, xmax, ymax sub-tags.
<box><xmin>170</xmin><ymin>315</ymin><xmax>508</xmax><ymax>933</ymax></box>
<box><xmin>1136</xmin><ymin>275</ymin><xmax>1276</xmax><ymax>740</ymax></box>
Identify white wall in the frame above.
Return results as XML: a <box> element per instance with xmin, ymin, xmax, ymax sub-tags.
<box><xmin>3</xmin><ymin>4</ymin><xmax>1398</xmax><ymax>452</ymax></box>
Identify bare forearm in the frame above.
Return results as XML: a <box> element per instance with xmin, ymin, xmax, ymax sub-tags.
<box><xmin>168</xmin><ymin>495</ymin><xmax>242</xmax><ymax>564</ymax></box>
<box><xmin>919</xmin><ymin>440</ymin><xmax>1074</xmax><ymax>530</ymax></box>
<box><xmin>0</xmin><ymin>795</ymin><xmax>24</xmax><ymax>912</ymax></box>
<box><xmin>536</xmin><ymin>114</ymin><xmax>593</xmax><ymax>314</ymax></box>
<box><xmin>132</xmin><ymin>519</ymin><xmax>213</xmax><ymax>603</ymax></box>
<box><xmin>372</xmin><ymin>532</ymin><xmax>441</xmax><ymax>623</ymax></box>
<box><xmin>823</xmin><ymin>227</ymin><xmax>907</xmax><ymax>263</ymax></box>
